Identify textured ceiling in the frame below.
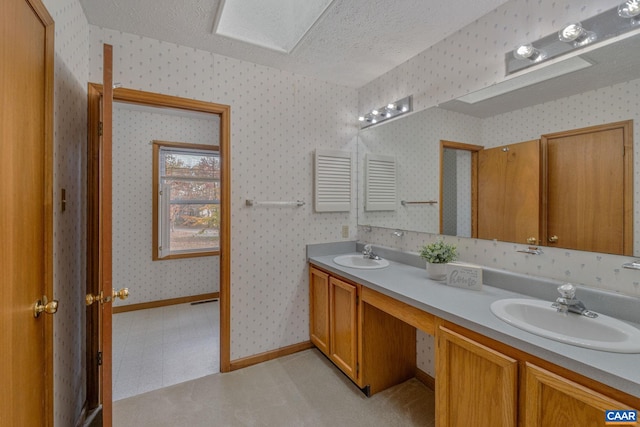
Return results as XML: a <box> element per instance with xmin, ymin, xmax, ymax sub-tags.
<box><xmin>79</xmin><ymin>0</ymin><xmax>510</xmax><ymax>88</ymax></box>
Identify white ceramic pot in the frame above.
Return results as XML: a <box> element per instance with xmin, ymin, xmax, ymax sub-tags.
<box><xmin>426</xmin><ymin>262</ymin><xmax>447</xmax><ymax>281</ymax></box>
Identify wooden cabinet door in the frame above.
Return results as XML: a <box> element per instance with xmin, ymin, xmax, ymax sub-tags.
<box><xmin>543</xmin><ymin>122</ymin><xmax>632</xmax><ymax>255</ymax></box>
<box><xmin>330</xmin><ymin>277</ymin><xmax>359</xmax><ymax>381</ymax></box>
<box><xmin>436</xmin><ymin>326</ymin><xmax>518</xmax><ymax>427</ymax></box>
<box><xmin>523</xmin><ymin>363</ymin><xmax>636</xmax><ymax>427</ymax></box>
<box><xmin>478</xmin><ymin>140</ymin><xmax>540</xmax><ymax>245</ymax></box>
<box><xmin>309</xmin><ymin>267</ymin><xmax>330</xmax><ymax>355</ymax></box>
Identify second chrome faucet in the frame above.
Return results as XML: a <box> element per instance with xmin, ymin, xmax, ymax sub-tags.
<box><xmin>551</xmin><ymin>283</ymin><xmax>598</xmax><ymax>318</ymax></box>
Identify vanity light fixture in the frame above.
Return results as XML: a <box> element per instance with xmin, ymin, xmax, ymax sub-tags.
<box><xmin>558</xmin><ymin>22</ymin><xmax>597</xmax><ymax>47</ymax></box>
<box><xmin>359</xmin><ymin>95</ymin><xmax>412</xmax><ymax>128</ymax></box>
<box><xmin>618</xmin><ymin>0</ymin><xmax>640</xmax><ymax>18</ymax></box>
<box><xmin>507</xmin><ymin>4</ymin><xmax>640</xmax><ymax>75</ymax></box>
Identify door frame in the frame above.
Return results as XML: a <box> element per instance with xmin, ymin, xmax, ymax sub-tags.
<box><xmin>439</xmin><ymin>140</ymin><xmax>483</xmax><ymax>237</ymax></box>
<box><xmin>86</xmin><ymin>84</ymin><xmax>231</xmax><ymax>414</ymax></box>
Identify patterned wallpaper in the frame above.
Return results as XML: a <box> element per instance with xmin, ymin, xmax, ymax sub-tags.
<box><xmin>112</xmin><ymin>104</ymin><xmax>220</xmax><ymax>306</ymax></box>
<box><xmin>89</xmin><ymin>27</ymin><xmax>359</xmax><ymax>360</ymax></box>
<box><xmin>41</xmin><ymin>0</ymin><xmax>89</xmax><ymax>425</ymax></box>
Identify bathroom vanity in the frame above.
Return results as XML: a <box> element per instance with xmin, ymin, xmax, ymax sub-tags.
<box><xmin>308</xmin><ymin>243</ymin><xmax>640</xmax><ymax>427</ymax></box>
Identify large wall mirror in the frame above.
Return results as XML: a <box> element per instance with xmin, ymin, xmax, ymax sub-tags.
<box><xmin>357</xmin><ymin>32</ymin><xmax>640</xmax><ymax>256</ymax></box>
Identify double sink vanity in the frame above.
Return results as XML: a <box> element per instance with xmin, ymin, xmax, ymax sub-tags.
<box><xmin>308</xmin><ymin>241</ymin><xmax>640</xmax><ymax>426</ymax></box>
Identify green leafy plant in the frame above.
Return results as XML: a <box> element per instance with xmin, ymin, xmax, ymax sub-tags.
<box><xmin>419</xmin><ymin>240</ymin><xmax>458</xmax><ymax>264</ymax></box>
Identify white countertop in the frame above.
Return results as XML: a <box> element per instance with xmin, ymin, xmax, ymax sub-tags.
<box><xmin>309</xmin><ymin>252</ymin><xmax>640</xmax><ymax>400</ymax></box>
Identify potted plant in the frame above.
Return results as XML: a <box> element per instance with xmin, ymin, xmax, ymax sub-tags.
<box><xmin>419</xmin><ymin>240</ymin><xmax>458</xmax><ymax>280</ymax></box>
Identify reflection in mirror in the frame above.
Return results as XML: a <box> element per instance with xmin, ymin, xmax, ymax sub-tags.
<box><xmin>440</xmin><ymin>141</ymin><xmax>481</xmax><ymax>238</ymax></box>
<box><xmin>357</xmin><ymin>32</ymin><xmax>640</xmax><ymax>256</ymax></box>
<box><xmin>441</xmin><ymin>148</ymin><xmax>468</xmax><ymax>236</ymax></box>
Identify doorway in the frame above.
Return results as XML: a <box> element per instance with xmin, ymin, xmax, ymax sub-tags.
<box><xmin>439</xmin><ymin>140</ymin><xmax>483</xmax><ymax>237</ymax></box>
<box><xmin>86</xmin><ymin>84</ymin><xmax>231</xmax><ymax>419</ymax></box>
<box><xmin>111</xmin><ymin>101</ymin><xmax>222</xmax><ymax>399</ymax></box>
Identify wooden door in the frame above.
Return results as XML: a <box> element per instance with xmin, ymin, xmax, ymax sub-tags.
<box><xmin>523</xmin><ymin>363</ymin><xmax>636</xmax><ymax>427</ymax></box>
<box><xmin>86</xmin><ymin>44</ymin><xmax>115</xmax><ymax>426</ymax></box>
<box><xmin>0</xmin><ymin>0</ymin><xmax>54</xmax><ymax>424</ymax></box>
<box><xmin>436</xmin><ymin>327</ymin><xmax>517</xmax><ymax>427</ymax></box>
<box><xmin>329</xmin><ymin>277</ymin><xmax>359</xmax><ymax>381</ymax></box>
<box><xmin>543</xmin><ymin>122</ymin><xmax>632</xmax><ymax>255</ymax></box>
<box><xmin>309</xmin><ymin>267</ymin><xmax>330</xmax><ymax>355</ymax></box>
<box><xmin>100</xmin><ymin>43</ymin><xmax>115</xmax><ymax>426</ymax></box>
<box><xmin>477</xmin><ymin>140</ymin><xmax>541</xmax><ymax>244</ymax></box>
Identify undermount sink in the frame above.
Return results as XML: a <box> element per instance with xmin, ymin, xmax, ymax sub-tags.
<box><xmin>333</xmin><ymin>254</ymin><xmax>390</xmax><ymax>269</ymax></box>
<box><xmin>490</xmin><ymin>298</ymin><xmax>640</xmax><ymax>353</ymax></box>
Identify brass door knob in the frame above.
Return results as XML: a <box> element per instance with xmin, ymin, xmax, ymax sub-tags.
<box><xmin>526</xmin><ymin>237</ymin><xmax>538</xmax><ymax>245</ymax></box>
<box><xmin>548</xmin><ymin>235</ymin><xmax>559</xmax><ymax>243</ymax></box>
<box><xmin>34</xmin><ymin>296</ymin><xmax>59</xmax><ymax>318</ymax></box>
<box><xmin>86</xmin><ymin>291</ymin><xmax>112</xmax><ymax>306</ymax></box>
<box><xmin>112</xmin><ymin>288</ymin><xmax>129</xmax><ymax>300</ymax></box>
<box><xmin>86</xmin><ymin>293</ymin><xmax>98</xmax><ymax>306</ymax></box>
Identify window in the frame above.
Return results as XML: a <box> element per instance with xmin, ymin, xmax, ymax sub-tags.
<box><xmin>153</xmin><ymin>141</ymin><xmax>220</xmax><ymax>259</ymax></box>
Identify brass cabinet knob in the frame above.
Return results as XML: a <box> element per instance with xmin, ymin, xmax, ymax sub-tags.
<box><xmin>113</xmin><ymin>288</ymin><xmax>129</xmax><ymax>301</ymax></box>
<box><xmin>548</xmin><ymin>235</ymin><xmax>559</xmax><ymax>243</ymax></box>
<box><xmin>33</xmin><ymin>296</ymin><xmax>59</xmax><ymax>318</ymax></box>
<box><xmin>526</xmin><ymin>237</ymin><xmax>538</xmax><ymax>245</ymax></box>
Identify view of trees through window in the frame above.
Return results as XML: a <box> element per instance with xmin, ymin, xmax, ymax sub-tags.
<box><xmin>161</xmin><ymin>148</ymin><xmax>220</xmax><ymax>253</ymax></box>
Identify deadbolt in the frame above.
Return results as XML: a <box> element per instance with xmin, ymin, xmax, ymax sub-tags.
<box><xmin>34</xmin><ymin>296</ymin><xmax>59</xmax><ymax>318</ymax></box>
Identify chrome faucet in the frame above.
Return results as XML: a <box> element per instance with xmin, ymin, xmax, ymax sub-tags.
<box><xmin>551</xmin><ymin>283</ymin><xmax>598</xmax><ymax>318</ymax></box>
<box><xmin>362</xmin><ymin>244</ymin><xmax>381</xmax><ymax>260</ymax></box>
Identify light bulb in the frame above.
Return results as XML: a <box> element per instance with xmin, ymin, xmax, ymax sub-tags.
<box><xmin>387</xmin><ymin>103</ymin><xmax>396</xmax><ymax>110</ymax></box>
<box><xmin>513</xmin><ymin>44</ymin><xmax>545</xmax><ymax>61</ymax></box>
<box><xmin>619</xmin><ymin>0</ymin><xmax>640</xmax><ymax>17</ymax></box>
<box><xmin>559</xmin><ymin>23</ymin><xmax>583</xmax><ymax>41</ymax></box>
<box><xmin>371</xmin><ymin>109</ymin><xmax>379</xmax><ymax>116</ymax></box>
<box><xmin>558</xmin><ymin>22</ymin><xmax>596</xmax><ymax>46</ymax></box>
<box><xmin>371</xmin><ymin>118</ymin><xmax>377</xmax><ymax>124</ymax></box>
<box><xmin>358</xmin><ymin>116</ymin><xmax>365</xmax><ymax>122</ymax></box>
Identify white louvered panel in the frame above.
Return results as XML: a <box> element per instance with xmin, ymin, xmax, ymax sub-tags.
<box><xmin>365</xmin><ymin>154</ymin><xmax>396</xmax><ymax>211</ymax></box>
<box><xmin>315</xmin><ymin>149</ymin><xmax>352</xmax><ymax>212</ymax></box>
